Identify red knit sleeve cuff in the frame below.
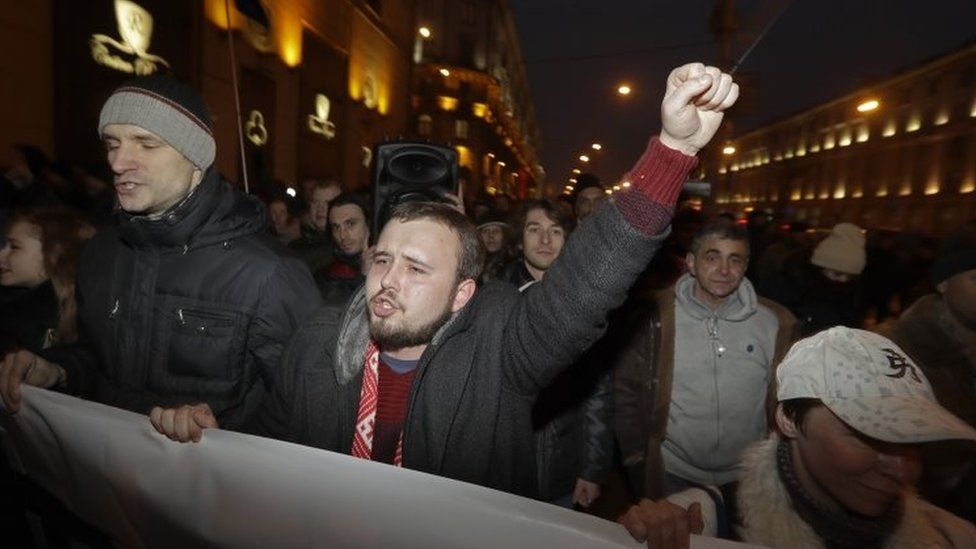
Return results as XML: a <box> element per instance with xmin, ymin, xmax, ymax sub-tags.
<box><xmin>614</xmin><ymin>136</ymin><xmax>699</xmax><ymax>236</ymax></box>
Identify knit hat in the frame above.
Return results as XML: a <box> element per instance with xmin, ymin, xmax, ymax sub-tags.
<box><xmin>572</xmin><ymin>173</ymin><xmax>604</xmax><ymax>200</ymax></box>
<box><xmin>810</xmin><ymin>222</ymin><xmax>866</xmax><ymax>275</ymax></box>
<box><xmin>930</xmin><ymin>225</ymin><xmax>976</xmax><ymax>285</ymax></box>
<box><xmin>98</xmin><ymin>75</ymin><xmax>216</xmax><ymax>170</ymax></box>
<box><xmin>777</xmin><ymin>327</ymin><xmax>976</xmax><ymax>445</ymax></box>
<box><xmin>476</xmin><ymin>210</ymin><xmax>508</xmax><ymax>231</ymax></box>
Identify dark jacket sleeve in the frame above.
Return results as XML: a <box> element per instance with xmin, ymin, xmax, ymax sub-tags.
<box><xmin>612</xmin><ymin>305</ymin><xmax>658</xmax><ymax>469</ymax></box>
<box><xmin>249</xmin><ymin>258</ymin><xmax>322</xmax><ymax>389</ymax></box>
<box><xmin>578</xmin><ymin>369</ymin><xmax>614</xmax><ymax>483</ymax></box>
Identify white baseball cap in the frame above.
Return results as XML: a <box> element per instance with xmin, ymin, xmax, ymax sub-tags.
<box><xmin>777</xmin><ymin>327</ymin><xmax>976</xmax><ymax>444</ymax></box>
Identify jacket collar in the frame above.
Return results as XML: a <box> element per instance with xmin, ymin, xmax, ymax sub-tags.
<box><xmin>674</xmin><ymin>272</ymin><xmax>757</xmax><ymax>322</ymax></box>
<box><xmin>334</xmin><ymin>285</ymin><xmax>469</xmax><ymax>385</ymax></box>
<box><xmin>116</xmin><ymin>169</ymin><xmax>265</xmax><ymax>251</ymax></box>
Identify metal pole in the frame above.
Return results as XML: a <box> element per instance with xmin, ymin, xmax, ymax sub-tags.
<box><xmin>224</xmin><ymin>0</ymin><xmax>250</xmax><ymax>193</ymax></box>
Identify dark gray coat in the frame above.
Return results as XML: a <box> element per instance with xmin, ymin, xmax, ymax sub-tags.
<box><xmin>248</xmin><ymin>203</ymin><xmax>666</xmax><ymax>496</ymax></box>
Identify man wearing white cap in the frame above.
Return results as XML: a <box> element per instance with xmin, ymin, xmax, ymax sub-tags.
<box><xmin>0</xmin><ymin>76</ymin><xmax>321</xmax><ymax>430</ymax></box>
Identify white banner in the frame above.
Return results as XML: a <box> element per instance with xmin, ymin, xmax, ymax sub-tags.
<box><xmin>1</xmin><ymin>387</ymin><xmax>757</xmax><ymax>548</ymax></box>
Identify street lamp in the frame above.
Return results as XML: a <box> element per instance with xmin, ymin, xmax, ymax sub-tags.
<box><xmin>418</xmin><ymin>26</ymin><xmax>431</xmax><ymax>38</ymax></box>
<box><xmin>722</xmin><ymin>145</ymin><xmax>736</xmax><ymax>155</ymax></box>
<box><xmin>591</xmin><ymin>143</ymin><xmax>602</xmax><ymax>151</ymax></box>
<box><xmin>571</xmin><ymin>168</ymin><xmax>581</xmax><ymax>175</ymax></box>
<box><xmin>579</xmin><ymin>155</ymin><xmax>590</xmax><ymax>163</ymax></box>
<box><xmin>617</xmin><ymin>84</ymin><xmax>632</xmax><ymax>96</ymax></box>
<box><xmin>439</xmin><ymin>68</ymin><xmax>450</xmax><ymax>77</ymax></box>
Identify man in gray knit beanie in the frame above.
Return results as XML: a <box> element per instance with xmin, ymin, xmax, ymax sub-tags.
<box><xmin>0</xmin><ymin>75</ymin><xmax>320</xmax><ymax>440</ymax></box>
<box><xmin>97</xmin><ymin>75</ymin><xmax>217</xmax><ymax>217</ymax></box>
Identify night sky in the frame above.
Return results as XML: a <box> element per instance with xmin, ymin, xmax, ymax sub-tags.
<box><xmin>508</xmin><ymin>0</ymin><xmax>976</xmax><ymax>191</ymax></box>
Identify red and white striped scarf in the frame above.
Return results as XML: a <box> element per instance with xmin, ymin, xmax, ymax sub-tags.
<box><xmin>350</xmin><ymin>340</ymin><xmax>404</xmax><ymax>466</ymax></box>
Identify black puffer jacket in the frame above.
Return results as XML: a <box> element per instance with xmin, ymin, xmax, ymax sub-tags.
<box><xmin>43</xmin><ymin>170</ymin><xmax>321</xmax><ymax>429</ymax></box>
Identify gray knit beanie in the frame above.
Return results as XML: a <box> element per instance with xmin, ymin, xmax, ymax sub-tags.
<box><xmin>98</xmin><ymin>75</ymin><xmax>216</xmax><ymax>170</ymax></box>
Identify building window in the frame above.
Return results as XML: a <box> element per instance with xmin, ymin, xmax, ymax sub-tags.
<box><xmin>455</xmin><ymin>119</ymin><xmax>469</xmax><ymax>139</ymax></box>
<box><xmin>418</xmin><ymin>114</ymin><xmax>432</xmax><ymax>136</ymax></box>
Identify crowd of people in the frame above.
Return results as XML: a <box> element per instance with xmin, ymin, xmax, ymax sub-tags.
<box><xmin>1</xmin><ymin>63</ymin><xmax>975</xmax><ymax>549</ymax></box>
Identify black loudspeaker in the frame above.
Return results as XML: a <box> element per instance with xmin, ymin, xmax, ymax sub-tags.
<box><xmin>371</xmin><ymin>141</ymin><xmax>459</xmax><ymax>240</ymax></box>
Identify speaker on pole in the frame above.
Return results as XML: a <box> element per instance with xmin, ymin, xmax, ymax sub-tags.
<box><xmin>370</xmin><ymin>141</ymin><xmax>459</xmax><ymax>239</ymax></box>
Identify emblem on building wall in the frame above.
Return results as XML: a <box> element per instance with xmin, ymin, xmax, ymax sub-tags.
<box><xmin>308</xmin><ymin>94</ymin><xmax>337</xmax><ymax>139</ymax></box>
<box><xmin>362</xmin><ymin>76</ymin><xmax>378</xmax><ymax>110</ymax></box>
<box><xmin>245</xmin><ymin>110</ymin><xmax>269</xmax><ymax>146</ymax></box>
<box><xmin>90</xmin><ymin>0</ymin><xmax>170</xmax><ymax>75</ymax></box>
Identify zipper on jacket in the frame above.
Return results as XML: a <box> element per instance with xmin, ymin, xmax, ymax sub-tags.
<box><xmin>108</xmin><ymin>299</ymin><xmax>120</xmax><ymax>320</ymax></box>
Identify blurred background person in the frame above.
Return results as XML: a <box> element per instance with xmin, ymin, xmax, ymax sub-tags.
<box><xmin>475</xmin><ymin>209</ymin><xmax>514</xmax><ymax>283</ymax></box>
<box><xmin>268</xmin><ymin>195</ymin><xmax>302</xmax><ymax>245</ymax></box>
<box><xmin>289</xmin><ymin>179</ymin><xmax>343</xmax><ymax>275</ymax></box>
<box><xmin>762</xmin><ymin>222</ymin><xmax>867</xmax><ymax>336</ymax></box>
<box><xmin>315</xmin><ymin>192</ymin><xmax>371</xmax><ymax>306</ymax></box>
<box><xmin>572</xmin><ymin>173</ymin><xmax>606</xmax><ymax>222</ymax></box>
<box><xmin>876</xmin><ymin>224</ymin><xmax>976</xmax><ymax>523</ymax></box>
<box><xmin>0</xmin><ymin>207</ymin><xmax>95</xmax><ymax>354</ymax></box>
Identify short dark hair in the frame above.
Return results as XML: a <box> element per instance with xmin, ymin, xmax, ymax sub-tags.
<box><xmin>690</xmin><ymin>219</ymin><xmax>750</xmax><ymax>255</ymax></box>
<box><xmin>516</xmin><ymin>199</ymin><xmax>575</xmax><ymax>236</ymax></box>
<box><xmin>779</xmin><ymin>398</ymin><xmax>823</xmax><ymax>434</ymax></box>
<box><xmin>328</xmin><ymin>192</ymin><xmax>370</xmax><ymax>222</ymax></box>
<box><xmin>388</xmin><ymin>202</ymin><xmax>484</xmax><ymax>282</ymax></box>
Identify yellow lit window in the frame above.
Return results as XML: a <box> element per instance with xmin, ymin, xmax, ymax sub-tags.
<box><xmin>437</xmin><ymin>96</ymin><xmax>458</xmax><ymax>111</ymax></box>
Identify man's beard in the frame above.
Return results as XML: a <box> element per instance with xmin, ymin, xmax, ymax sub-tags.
<box><xmin>368</xmin><ymin>298</ymin><xmax>454</xmax><ymax>351</ymax></box>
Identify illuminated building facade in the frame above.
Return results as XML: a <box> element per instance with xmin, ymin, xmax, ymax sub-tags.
<box><xmin>1</xmin><ymin>0</ymin><xmax>417</xmax><ymax>191</ymax></box>
<box><xmin>410</xmin><ymin>0</ymin><xmax>544</xmax><ymax>199</ymax></box>
<box><xmin>708</xmin><ymin>43</ymin><xmax>976</xmax><ymax>235</ymax></box>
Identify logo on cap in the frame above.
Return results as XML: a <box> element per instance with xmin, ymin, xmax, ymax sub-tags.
<box><xmin>882</xmin><ymin>347</ymin><xmax>921</xmax><ymax>383</ymax></box>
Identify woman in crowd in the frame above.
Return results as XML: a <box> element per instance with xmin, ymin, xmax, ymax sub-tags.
<box><xmin>621</xmin><ymin>327</ymin><xmax>976</xmax><ymax>548</ymax></box>
<box><xmin>0</xmin><ymin>207</ymin><xmax>95</xmax><ymax>353</ymax></box>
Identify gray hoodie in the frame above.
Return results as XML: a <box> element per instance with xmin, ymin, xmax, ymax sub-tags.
<box><xmin>661</xmin><ymin>273</ymin><xmax>781</xmax><ymax>486</ymax></box>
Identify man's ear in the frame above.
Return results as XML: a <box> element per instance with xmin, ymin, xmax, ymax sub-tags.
<box><xmin>451</xmin><ymin>278</ymin><xmax>477</xmax><ymax>312</ymax></box>
<box><xmin>775</xmin><ymin>404</ymin><xmax>801</xmax><ymax>439</ymax></box>
<box><xmin>191</xmin><ymin>168</ymin><xmax>204</xmax><ymax>187</ymax></box>
<box><xmin>685</xmin><ymin>252</ymin><xmax>696</xmax><ymax>275</ymax></box>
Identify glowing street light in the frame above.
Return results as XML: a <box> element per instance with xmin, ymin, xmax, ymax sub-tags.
<box><xmin>571</xmin><ymin>168</ymin><xmax>581</xmax><ymax>175</ymax></box>
<box><xmin>569</xmin><ymin>178</ymin><xmax>577</xmax><ymax>184</ymax></box>
<box><xmin>286</xmin><ymin>187</ymin><xmax>297</xmax><ymax>197</ymax></box>
<box><xmin>579</xmin><ymin>155</ymin><xmax>590</xmax><ymax>163</ymax></box>
<box><xmin>591</xmin><ymin>143</ymin><xmax>602</xmax><ymax>151</ymax></box>
<box><xmin>722</xmin><ymin>145</ymin><xmax>736</xmax><ymax>155</ymax></box>
<box><xmin>439</xmin><ymin>68</ymin><xmax>450</xmax><ymax>77</ymax></box>
<box><xmin>857</xmin><ymin>99</ymin><xmax>880</xmax><ymax>113</ymax></box>
<box><xmin>617</xmin><ymin>84</ymin><xmax>632</xmax><ymax>96</ymax></box>
<box><xmin>418</xmin><ymin>26</ymin><xmax>431</xmax><ymax>38</ymax></box>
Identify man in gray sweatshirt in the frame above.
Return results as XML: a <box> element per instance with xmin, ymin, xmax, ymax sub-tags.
<box><xmin>615</xmin><ymin>220</ymin><xmax>796</xmax><ymax>507</ymax></box>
